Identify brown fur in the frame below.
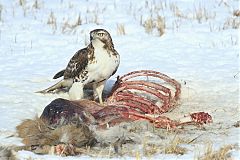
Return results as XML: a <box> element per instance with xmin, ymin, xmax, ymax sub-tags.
<box><xmin>49</xmin><ymin>124</ymin><xmax>96</xmax><ymax>147</ymax></box>
<box><xmin>16</xmin><ymin>118</ymin><xmax>49</xmax><ymax>146</ymax></box>
<box><xmin>0</xmin><ymin>146</ymin><xmax>16</xmax><ymax>160</ymax></box>
<box><xmin>16</xmin><ymin>117</ymin><xmax>96</xmax><ymax>147</ymax></box>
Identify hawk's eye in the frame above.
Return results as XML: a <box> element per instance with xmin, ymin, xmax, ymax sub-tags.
<box><xmin>97</xmin><ymin>33</ymin><xmax>104</xmax><ymax>37</ymax></box>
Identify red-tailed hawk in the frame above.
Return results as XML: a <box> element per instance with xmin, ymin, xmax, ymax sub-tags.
<box><xmin>38</xmin><ymin>29</ymin><xmax>120</xmax><ymax>104</ymax></box>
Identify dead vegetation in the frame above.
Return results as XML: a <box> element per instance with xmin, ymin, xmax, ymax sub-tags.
<box><xmin>141</xmin><ymin>15</ymin><xmax>165</xmax><ymax>36</ymax></box>
<box><xmin>193</xmin><ymin>4</ymin><xmax>216</xmax><ymax>24</ymax></box>
<box><xmin>47</xmin><ymin>11</ymin><xmax>57</xmax><ymax>33</ymax></box>
<box><xmin>142</xmin><ymin>17</ymin><xmax>154</xmax><ymax>34</ymax></box>
<box><xmin>0</xmin><ymin>4</ymin><xmax>2</xmax><ymax>21</ymax></box>
<box><xmin>62</xmin><ymin>14</ymin><xmax>82</xmax><ymax>34</ymax></box>
<box><xmin>198</xmin><ymin>144</ymin><xmax>238</xmax><ymax>160</ymax></box>
<box><xmin>18</xmin><ymin>0</ymin><xmax>27</xmax><ymax>17</ymax></box>
<box><xmin>133</xmin><ymin>1</ymin><xmax>224</xmax><ymax>35</ymax></box>
<box><xmin>156</xmin><ymin>16</ymin><xmax>165</xmax><ymax>36</ymax></box>
<box><xmin>15</xmin><ymin>1</ymin><xmax>104</xmax><ymax>34</ymax></box>
<box><xmin>49</xmin><ymin>4</ymin><xmax>105</xmax><ymax>34</ymax></box>
<box><xmin>163</xmin><ymin>136</ymin><xmax>188</xmax><ymax>155</ymax></box>
<box><xmin>14</xmin><ymin>0</ymin><xmax>237</xmax><ymax>38</ymax></box>
<box><xmin>138</xmin><ymin>1</ymin><xmax>167</xmax><ymax>36</ymax></box>
<box><xmin>19</xmin><ymin>0</ymin><xmax>26</xmax><ymax>7</ymax></box>
<box><xmin>221</xmin><ymin>9</ymin><xmax>240</xmax><ymax>30</ymax></box>
<box><xmin>233</xmin><ymin>10</ymin><xmax>240</xmax><ymax>17</ymax></box>
<box><xmin>169</xmin><ymin>3</ymin><xmax>187</xmax><ymax>19</ymax></box>
<box><xmin>223</xmin><ymin>18</ymin><xmax>240</xmax><ymax>29</ymax></box>
<box><xmin>0</xmin><ymin>146</ymin><xmax>13</xmax><ymax>160</ymax></box>
<box><xmin>116</xmin><ymin>23</ymin><xmax>126</xmax><ymax>35</ymax></box>
<box><xmin>32</xmin><ymin>0</ymin><xmax>41</xmax><ymax>10</ymax></box>
<box><xmin>143</xmin><ymin>143</ymin><xmax>159</xmax><ymax>156</ymax></box>
<box><xmin>85</xmin><ymin>12</ymin><xmax>100</xmax><ymax>25</ymax></box>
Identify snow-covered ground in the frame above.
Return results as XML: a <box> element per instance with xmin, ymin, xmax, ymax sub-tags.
<box><xmin>0</xmin><ymin>0</ymin><xmax>239</xmax><ymax>159</ymax></box>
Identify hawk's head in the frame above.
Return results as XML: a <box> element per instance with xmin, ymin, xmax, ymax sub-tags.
<box><xmin>90</xmin><ymin>29</ymin><xmax>114</xmax><ymax>50</ymax></box>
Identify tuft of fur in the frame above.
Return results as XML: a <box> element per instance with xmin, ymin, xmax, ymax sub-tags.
<box><xmin>0</xmin><ymin>146</ymin><xmax>12</xmax><ymax>160</ymax></box>
<box><xmin>16</xmin><ymin>118</ymin><xmax>50</xmax><ymax>146</ymax></box>
<box><xmin>0</xmin><ymin>146</ymin><xmax>19</xmax><ymax>160</ymax></box>
<box><xmin>16</xmin><ymin>117</ymin><xmax>96</xmax><ymax>148</ymax></box>
<box><xmin>48</xmin><ymin>123</ymin><xmax>96</xmax><ymax>147</ymax></box>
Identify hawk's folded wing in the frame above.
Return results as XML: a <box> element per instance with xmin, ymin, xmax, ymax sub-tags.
<box><xmin>63</xmin><ymin>48</ymin><xmax>89</xmax><ymax>79</ymax></box>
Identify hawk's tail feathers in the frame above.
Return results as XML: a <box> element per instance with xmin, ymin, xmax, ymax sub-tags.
<box><xmin>53</xmin><ymin>69</ymin><xmax>65</xmax><ymax>79</ymax></box>
<box><xmin>35</xmin><ymin>79</ymin><xmax>73</xmax><ymax>94</ymax></box>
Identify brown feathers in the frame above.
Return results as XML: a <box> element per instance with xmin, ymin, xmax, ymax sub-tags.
<box><xmin>63</xmin><ymin>48</ymin><xmax>89</xmax><ymax>80</ymax></box>
<box><xmin>53</xmin><ymin>69</ymin><xmax>65</xmax><ymax>79</ymax></box>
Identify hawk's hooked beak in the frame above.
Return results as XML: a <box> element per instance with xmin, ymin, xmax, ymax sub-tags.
<box><xmin>90</xmin><ymin>35</ymin><xmax>93</xmax><ymax>41</ymax></box>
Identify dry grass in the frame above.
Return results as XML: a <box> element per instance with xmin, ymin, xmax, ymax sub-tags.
<box><xmin>47</xmin><ymin>11</ymin><xmax>57</xmax><ymax>32</ymax></box>
<box><xmin>68</xmin><ymin>1</ymin><xmax>74</xmax><ymax>9</ymax></box>
<box><xmin>135</xmin><ymin>151</ymin><xmax>141</xmax><ymax>160</ymax></box>
<box><xmin>164</xmin><ymin>136</ymin><xmax>188</xmax><ymax>155</ymax></box>
<box><xmin>142</xmin><ymin>15</ymin><xmax>166</xmax><ymax>36</ymax></box>
<box><xmin>93</xmin><ymin>13</ymin><xmax>99</xmax><ymax>25</ymax></box>
<box><xmin>170</xmin><ymin>2</ymin><xmax>217</xmax><ymax>27</ymax></box>
<box><xmin>45</xmin><ymin>2</ymin><xmax>106</xmax><ymax>35</ymax></box>
<box><xmin>137</xmin><ymin>1</ymin><xmax>221</xmax><ymax>34</ymax></box>
<box><xmin>143</xmin><ymin>143</ymin><xmax>159</xmax><ymax>156</ymax></box>
<box><xmin>198</xmin><ymin>144</ymin><xmax>237</xmax><ymax>160</ymax></box>
<box><xmin>18</xmin><ymin>0</ymin><xmax>27</xmax><ymax>17</ymax></box>
<box><xmin>223</xmin><ymin>17</ymin><xmax>240</xmax><ymax>30</ymax></box>
<box><xmin>135</xmin><ymin>1</ymin><xmax>167</xmax><ymax>36</ymax></box>
<box><xmin>85</xmin><ymin>4</ymin><xmax>105</xmax><ymax>25</ymax></box>
<box><xmin>0</xmin><ymin>4</ymin><xmax>2</xmax><ymax>21</ymax></box>
<box><xmin>194</xmin><ymin>4</ymin><xmax>216</xmax><ymax>23</ymax></box>
<box><xmin>233</xmin><ymin>10</ymin><xmax>240</xmax><ymax>17</ymax></box>
<box><xmin>32</xmin><ymin>0</ymin><xmax>41</xmax><ymax>9</ymax></box>
<box><xmin>19</xmin><ymin>0</ymin><xmax>26</xmax><ymax>6</ymax></box>
<box><xmin>169</xmin><ymin>2</ymin><xmax>187</xmax><ymax>19</ymax></box>
<box><xmin>143</xmin><ymin>17</ymin><xmax>155</xmax><ymax>34</ymax></box>
<box><xmin>156</xmin><ymin>16</ymin><xmax>165</xmax><ymax>36</ymax></box>
<box><xmin>85</xmin><ymin>13</ymin><xmax>100</xmax><ymax>25</ymax></box>
<box><xmin>116</xmin><ymin>23</ymin><xmax>126</xmax><ymax>35</ymax></box>
<box><xmin>62</xmin><ymin>14</ymin><xmax>82</xmax><ymax>34</ymax></box>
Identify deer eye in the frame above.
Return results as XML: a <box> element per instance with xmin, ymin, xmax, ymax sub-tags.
<box><xmin>97</xmin><ymin>33</ymin><xmax>104</xmax><ymax>36</ymax></box>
